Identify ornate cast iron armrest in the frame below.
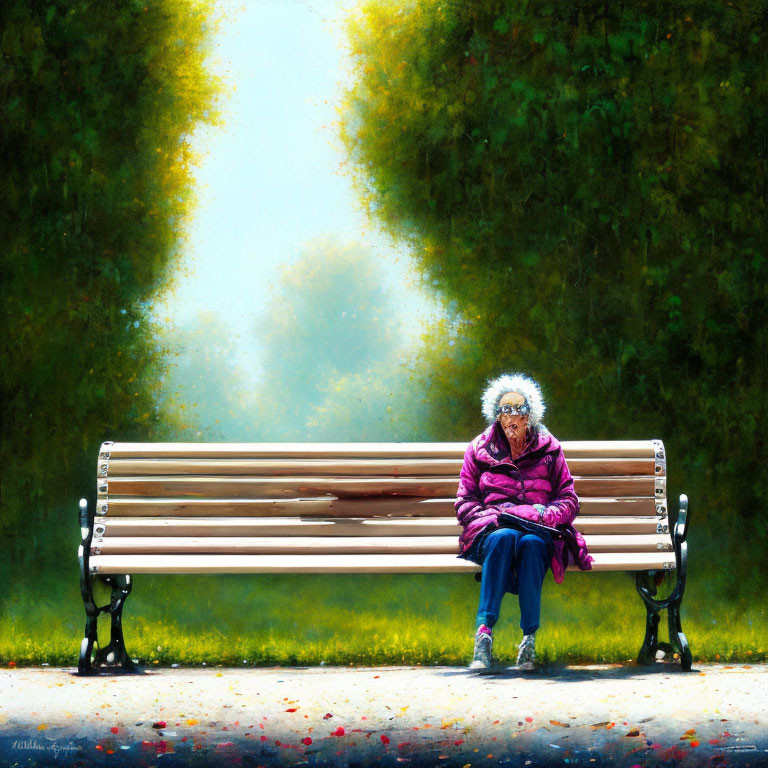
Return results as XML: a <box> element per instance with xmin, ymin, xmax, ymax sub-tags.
<box><xmin>672</xmin><ymin>494</ymin><xmax>689</xmax><ymax>598</ymax></box>
<box><xmin>674</xmin><ymin>493</ymin><xmax>689</xmax><ymax>545</ymax></box>
<box><xmin>78</xmin><ymin>499</ymin><xmax>98</xmax><ymax>619</ymax></box>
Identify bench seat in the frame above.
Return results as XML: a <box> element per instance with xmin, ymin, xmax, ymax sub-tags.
<box><xmin>88</xmin><ymin>551</ymin><xmax>677</xmax><ymax>573</ymax></box>
<box><xmin>89</xmin><ymin>533</ymin><xmax>672</xmax><ymax>555</ymax></box>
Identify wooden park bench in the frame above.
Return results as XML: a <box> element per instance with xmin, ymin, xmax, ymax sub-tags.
<box><xmin>77</xmin><ymin>439</ymin><xmax>691</xmax><ymax>674</ymax></box>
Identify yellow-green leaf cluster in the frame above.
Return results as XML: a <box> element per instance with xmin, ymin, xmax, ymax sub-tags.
<box><xmin>1</xmin><ymin>0</ymin><xmax>225</xmax><ymax>567</ymax></box>
<box><xmin>339</xmin><ymin>0</ymin><xmax>768</xmax><ymax>583</ymax></box>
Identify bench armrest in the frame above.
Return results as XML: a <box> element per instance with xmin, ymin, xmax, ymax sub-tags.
<box><xmin>674</xmin><ymin>494</ymin><xmax>689</xmax><ymax>544</ymax></box>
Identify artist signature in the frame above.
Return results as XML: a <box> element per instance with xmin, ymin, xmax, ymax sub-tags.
<box><xmin>12</xmin><ymin>739</ymin><xmax>79</xmax><ymax>759</ymax></box>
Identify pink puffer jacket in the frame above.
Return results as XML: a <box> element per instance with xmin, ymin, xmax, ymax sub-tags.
<box><xmin>455</xmin><ymin>421</ymin><xmax>594</xmax><ymax>583</ymax></box>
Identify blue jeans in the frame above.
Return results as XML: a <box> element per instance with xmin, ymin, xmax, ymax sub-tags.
<box><xmin>466</xmin><ymin>527</ymin><xmax>552</xmax><ymax>635</ymax></box>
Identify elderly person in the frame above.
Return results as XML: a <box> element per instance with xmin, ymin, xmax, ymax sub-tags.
<box><xmin>455</xmin><ymin>373</ymin><xmax>593</xmax><ymax>672</ymax></box>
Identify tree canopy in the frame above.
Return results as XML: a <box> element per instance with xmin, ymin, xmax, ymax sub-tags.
<box><xmin>339</xmin><ymin>0</ymin><xmax>768</xmax><ymax>555</ymax></box>
<box><xmin>1</xmin><ymin>0</ymin><xmax>224</xmax><ymax>560</ymax></box>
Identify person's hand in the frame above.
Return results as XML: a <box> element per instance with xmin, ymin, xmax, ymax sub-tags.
<box><xmin>541</xmin><ymin>505</ymin><xmax>568</xmax><ymax>527</ymax></box>
<box><xmin>532</xmin><ymin>503</ymin><xmax>546</xmax><ymax>522</ymax></box>
<box><xmin>494</xmin><ymin>502</ymin><xmax>541</xmax><ymax>522</ymax></box>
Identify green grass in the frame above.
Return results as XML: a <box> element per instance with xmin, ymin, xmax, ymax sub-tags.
<box><xmin>1</xmin><ymin>566</ymin><xmax>766</xmax><ymax>667</ymax></box>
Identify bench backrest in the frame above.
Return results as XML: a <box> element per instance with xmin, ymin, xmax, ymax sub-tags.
<box><xmin>88</xmin><ymin>439</ymin><xmax>674</xmax><ymax>575</ymax></box>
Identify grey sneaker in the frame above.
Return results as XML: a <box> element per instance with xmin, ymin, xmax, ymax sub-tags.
<box><xmin>468</xmin><ymin>630</ymin><xmax>493</xmax><ymax>672</ymax></box>
<box><xmin>516</xmin><ymin>633</ymin><xmax>536</xmax><ymax>670</ymax></box>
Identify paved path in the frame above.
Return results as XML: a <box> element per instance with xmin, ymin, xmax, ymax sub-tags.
<box><xmin>1</xmin><ymin>663</ymin><xmax>766</xmax><ymax>767</ymax></box>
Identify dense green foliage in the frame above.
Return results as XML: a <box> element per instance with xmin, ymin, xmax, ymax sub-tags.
<box><xmin>339</xmin><ymin>0</ymin><xmax>768</xmax><ymax>576</ymax></box>
<box><xmin>1</xmin><ymin>0</ymin><xmax>223</xmax><ymax>564</ymax></box>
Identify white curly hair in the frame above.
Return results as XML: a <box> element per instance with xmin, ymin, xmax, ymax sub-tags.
<box><xmin>481</xmin><ymin>373</ymin><xmax>548</xmax><ymax>433</ymax></box>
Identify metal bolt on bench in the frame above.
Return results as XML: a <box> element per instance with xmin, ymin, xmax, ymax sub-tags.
<box><xmin>77</xmin><ymin>439</ymin><xmax>692</xmax><ymax>674</ymax></box>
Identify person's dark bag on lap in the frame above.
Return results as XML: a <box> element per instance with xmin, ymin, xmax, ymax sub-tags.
<box><xmin>495</xmin><ymin>511</ymin><xmax>586</xmax><ymax>570</ymax></box>
<box><xmin>496</xmin><ymin>511</ymin><xmax>562</xmax><ymax>539</ymax></box>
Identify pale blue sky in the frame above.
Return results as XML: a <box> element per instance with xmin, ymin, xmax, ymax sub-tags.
<box><xmin>153</xmin><ymin>0</ymin><xmax>439</xmax><ymax>377</ymax></box>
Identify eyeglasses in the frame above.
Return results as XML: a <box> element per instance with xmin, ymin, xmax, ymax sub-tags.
<box><xmin>496</xmin><ymin>403</ymin><xmax>530</xmax><ymax>417</ymax></box>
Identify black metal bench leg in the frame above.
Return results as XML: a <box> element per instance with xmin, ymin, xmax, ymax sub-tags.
<box><xmin>78</xmin><ymin>576</ymin><xmax>137</xmax><ymax>674</ymax></box>
<box><xmin>668</xmin><ymin>601</ymin><xmax>692</xmax><ymax>671</ymax></box>
<box><xmin>637</xmin><ymin>592</ymin><xmax>660</xmax><ymax>665</ymax></box>
<box><xmin>78</xmin><ymin>499</ymin><xmax>138</xmax><ymax>674</ymax></box>
<box><xmin>668</xmin><ymin>493</ymin><xmax>692</xmax><ymax>671</ymax></box>
<box><xmin>78</xmin><ymin>613</ymin><xmax>98</xmax><ymax>675</ymax></box>
<box><xmin>78</xmin><ymin>499</ymin><xmax>99</xmax><ymax>675</ymax></box>
<box><xmin>634</xmin><ymin>494</ymin><xmax>693</xmax><ymax>671</ymax></box>
<box><xmin>91</xmin><ymin>575</ymin><xmax>136</xmax><ymax>671</ymax></box>
<box><xmin>635</xmin><ymin>573</ymin><xmax>692</xmax><ymax>670</ymax></box>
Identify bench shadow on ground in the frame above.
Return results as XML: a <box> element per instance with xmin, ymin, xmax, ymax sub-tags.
<box><xmin>66</xmin><ymin>661</ymin><xmax>695</xmax><ymax>679</ymax></box>
<box><xmin>444</xmin><ymin>661</ymin><xmax>697</xmax><ymax>681</ymax></box>
<box><xmin>67</xmin><ymin>667</ymin><xmax>160</xmax><ymax>677</ymax></box>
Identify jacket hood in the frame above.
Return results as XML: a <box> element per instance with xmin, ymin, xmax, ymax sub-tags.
<box><xmin>473</xmin><ymin>421</ymin><xmax>561</xmax><ymax>466</ymax></box>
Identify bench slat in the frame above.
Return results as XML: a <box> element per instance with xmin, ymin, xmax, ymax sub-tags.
<box><xmin>102</xmin><ymin>457</ymin><xmax>660</xmax><ymax>478</ymax></box>
<box><xmin>576</xmin><ymin>516</ymin><xmax>669</xmax><ymax>534</ymax></box>
<box><xmin>93</xmin><ymin>516</ymin><xmax>463</xmax><ymax>536</ymax></box>
<box><xmin>92</xmin><ymin>536</ymin><xmax>461</xmax><ymax>554</ymax></box>
<box><xmin>105</xmin><ymin>458</ymin><xmax>465</xmax><ymax>477</ymax></box>
<box><xmin>98</xmin><ymin>497</ymin><xmax>661</xmax><ymax>517</ymax></box>
<box><xmin>104</xmin><ymin>440</ymin><xmax>660</xmax><ymax>460</ymax></box>
<box><xmin>101</xmin><ymin>476</ymin><xmax>455</xmax><ymax>498</ymax></box>
<box><xmin>106</xmin><ymin>443</ymin><xmax>470</xmax><ymax>459</ymax></box>
<box><xmin>568</xmin><ymin>458</ymin><xmax>660</xmax><ymax>476</ymax></box>
<box><xmin>100</xmin><ymin>475</ymin><xmax>659</xmax><ymax>499</ymax></box>
<box><xmin>578</xmin><ymin>498</ymin><xmax>662</xmax><ymax>515</ymax></box>
<box><xmin>88</xmin><ymin>551</ymin><xmax>676</xmax><ymax>574</ymax></box>
<box><xmin>91</xmin><ymin>533</ymin><xmax>672</xmax><ymax>555</ymax></box>
<box><xmin>93</xmin><ymin>515</ymin><xmax>668</xmax><ymax>537</ymax></box>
